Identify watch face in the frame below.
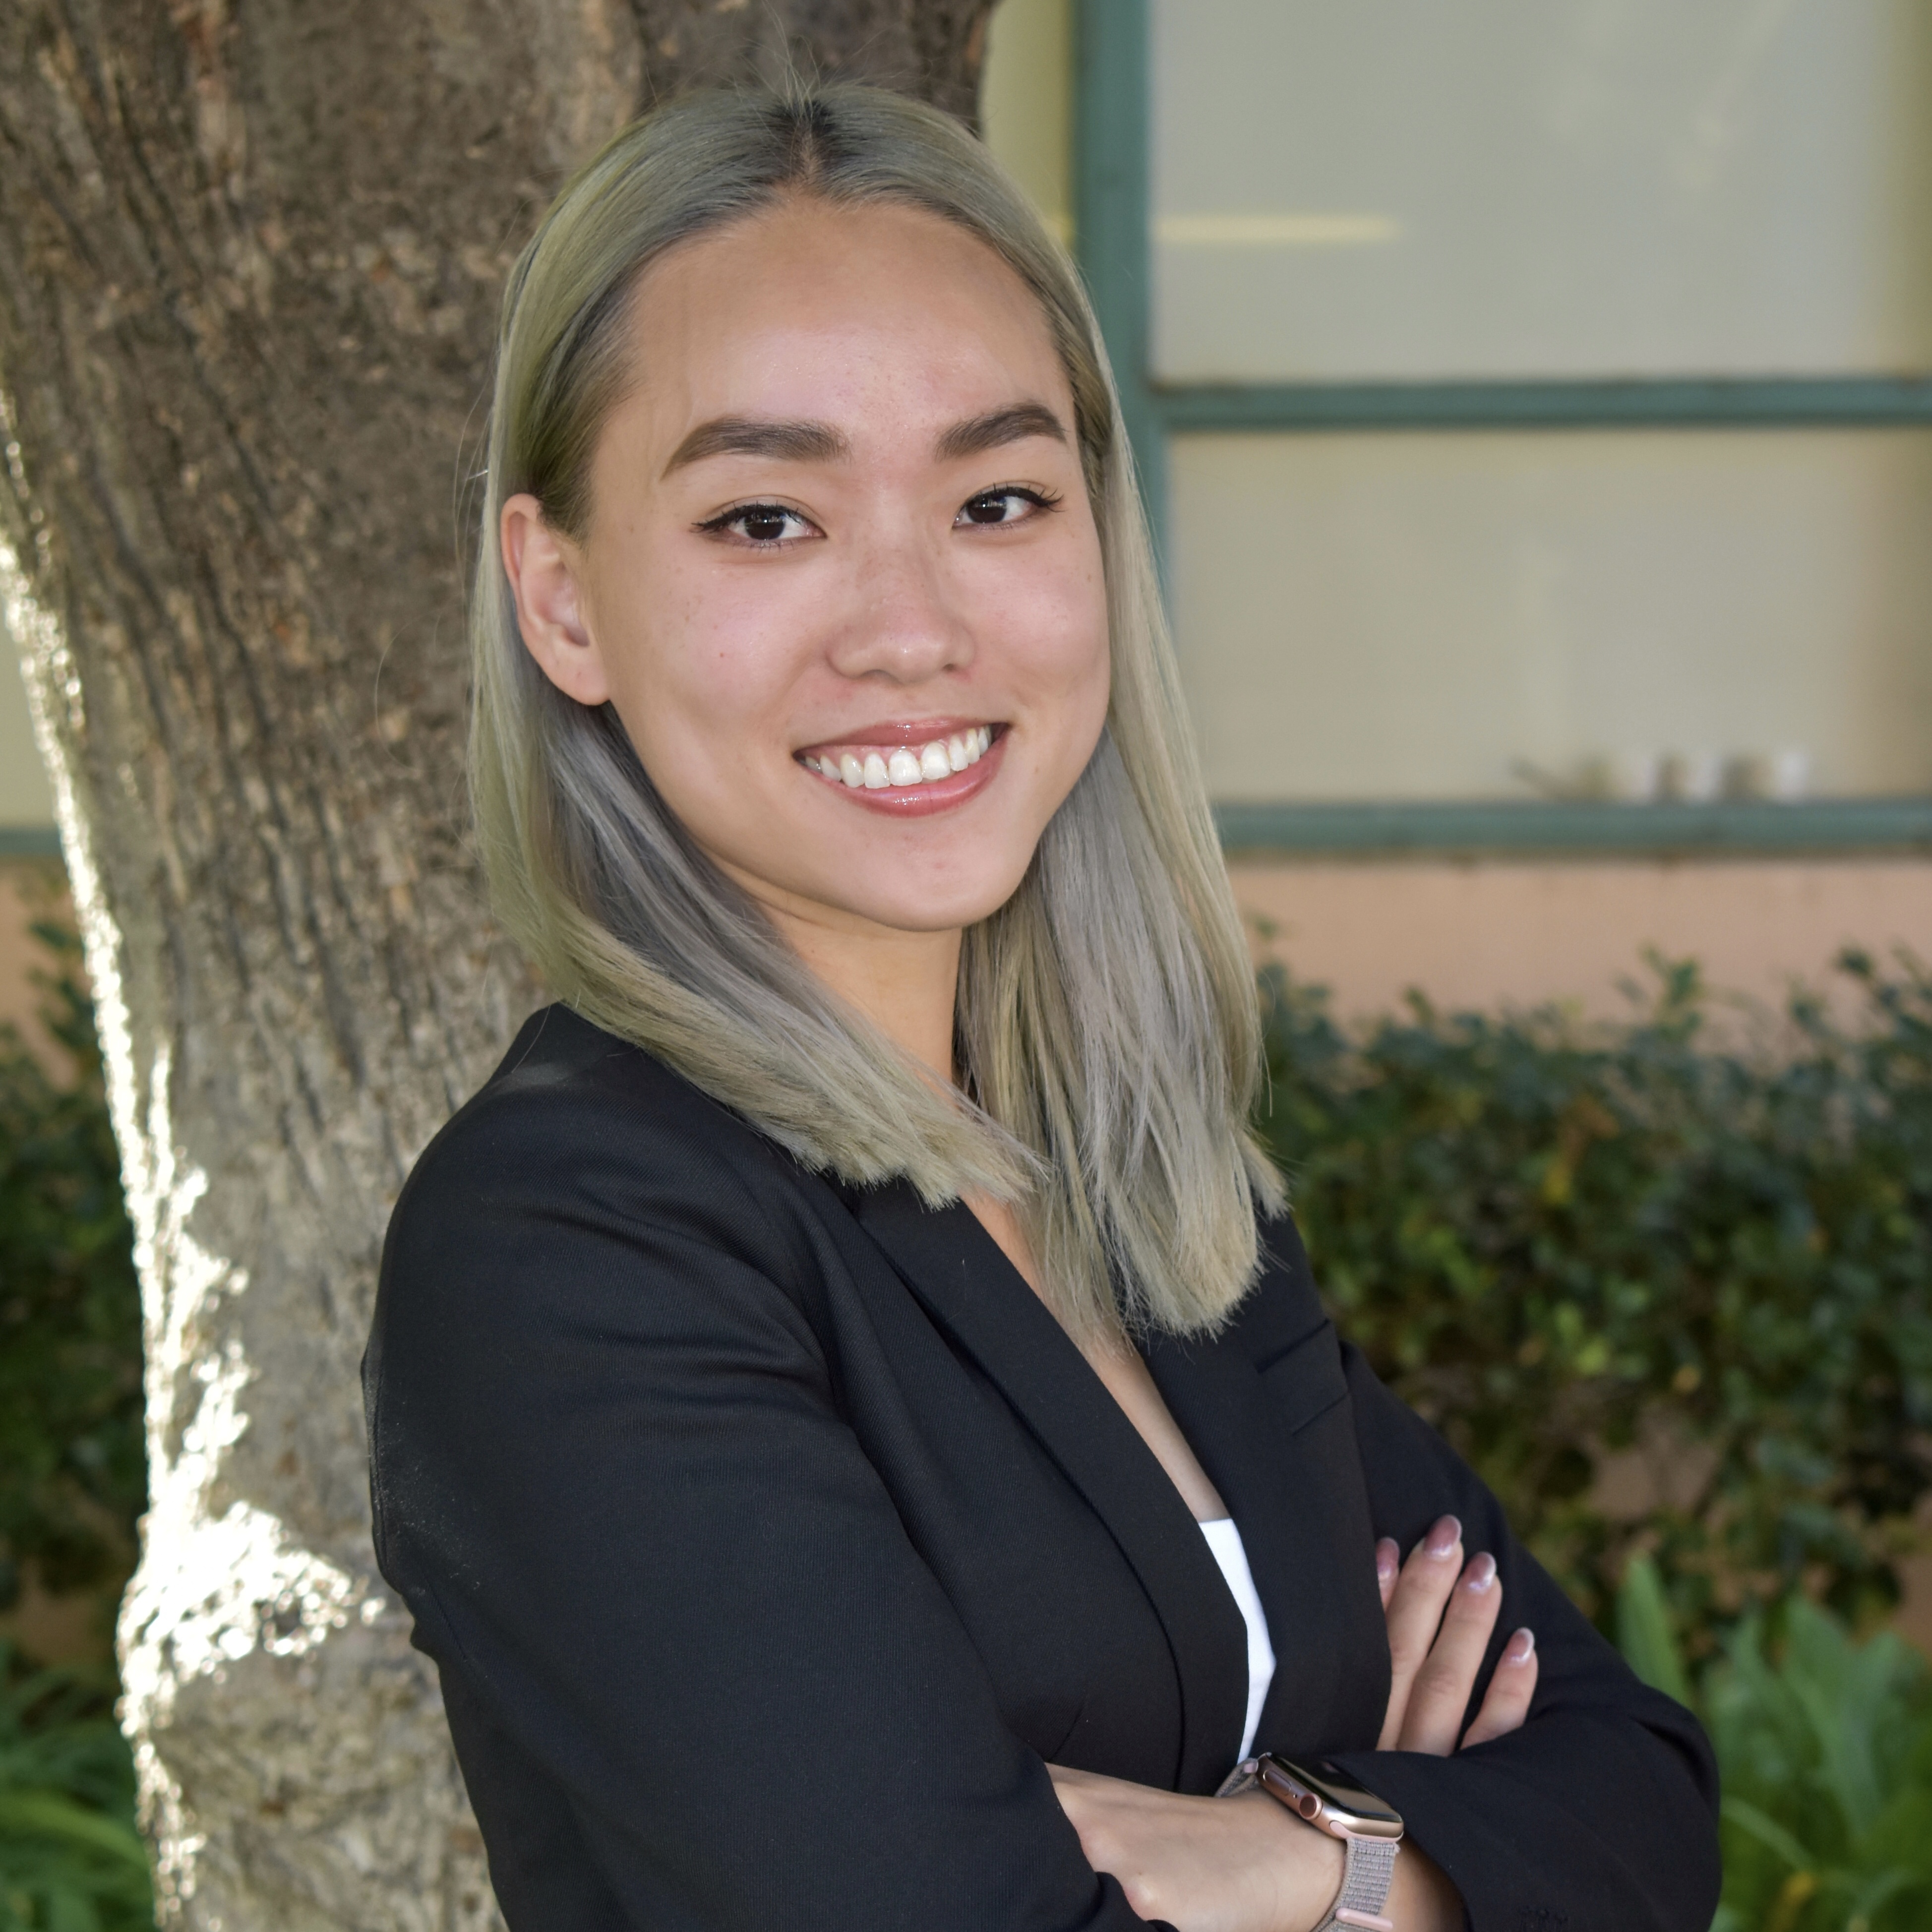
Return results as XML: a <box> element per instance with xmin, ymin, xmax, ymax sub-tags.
<box><xmin>1278</xmin><ymin>1758</ymin><xmax>1403</xmax><ymax>1833</ymax></box>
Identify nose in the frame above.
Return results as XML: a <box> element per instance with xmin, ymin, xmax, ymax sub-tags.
<box><xmin>825</xmin><ymin>521</ymin><xmax>975</xmax><ymax>687</ymax></box>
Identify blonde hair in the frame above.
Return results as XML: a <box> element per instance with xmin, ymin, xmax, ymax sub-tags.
<box><xmin>470</xmin><ymin>83</ymin><xmax>1281</xmax><ymax>1342</ymax></box>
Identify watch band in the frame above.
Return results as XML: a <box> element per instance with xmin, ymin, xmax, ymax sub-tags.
<box><xmin>1215</xmin><ymin>1756</ymin><xmax>1401</xmax><ymax>1932</ymax></box>
<box><xmin>1313</xmin><ymin>1828</ymin><xmax>1399</xmax><ymax>1932</ymax></box>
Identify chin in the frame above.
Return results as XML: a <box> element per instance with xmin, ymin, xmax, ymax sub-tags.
<box><xmin>854</xmin><ymin>887</ymin><xmax>1026</xmax><ymax>934</ymax></box>
<box><xmin>820</xmin><ymin>859</ymin><xmax>1034</xmax><ymax>936</ymax></box>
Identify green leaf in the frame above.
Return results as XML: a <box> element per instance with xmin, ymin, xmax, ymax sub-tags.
<box><xmin>0</xmin><ymin>1790</ymin><xmax>149</xmax><ymax>1868</ymax></box>
<box><xmin>1616</xmin><ymin>1554</ymin><xmax>1692</xmax><ymax>1708</ymax></box>
<box><xmin>1720</xmin><ymin>1794</ymin><xmax>1814</xmax><ymax>1875</ymax></box>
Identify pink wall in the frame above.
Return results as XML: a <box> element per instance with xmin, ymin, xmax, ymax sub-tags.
<box><xmin>0</xmin><ymin>860</ymin><xmax>68</xmax><ymax>1069</ymax></box>
<box><xmin>1229</xmin><ymin>856</ymin><xmax>1932</xmax><ymax>1022</ymax></box>
<box><xmin>8</xmin><ymin>854</ymin><xmax>1931</xmax><ymax>1055</ymax></box>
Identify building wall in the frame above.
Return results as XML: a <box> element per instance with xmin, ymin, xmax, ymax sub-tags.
<box><xmin>1174</xmin><ymin>427</ymin><xmax>1932</xmax><ymax>804</ymax></box>
<box><xmin>0</xmin><ymin>642</ymin><xmax>54</xmax><ymax>832</ymax></box>
<box><xmin>980</xmin><ymin>0</ymin><xmax>1932</xmax><ymax>1023</ymax></box>
<box><xmin>1230</xmin><ymin>855</ymin><xmax>1932</xmax><ymax>1023</ymax></box>
<box><xmin>0</xmin><ymin>861</ymin><xmax>68</xmax><ymax>1069</ymax></box>
<box><xmin>1</xmin><ymin>0</ymin><xmax>1926</xmax><ymax>1039</ymax></box>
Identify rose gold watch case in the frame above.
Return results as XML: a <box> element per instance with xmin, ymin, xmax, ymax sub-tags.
<box><xmin>1252</xmin><ymin>1755</ymin><xmax>1405</xmax><ymax>1843</ymax></box>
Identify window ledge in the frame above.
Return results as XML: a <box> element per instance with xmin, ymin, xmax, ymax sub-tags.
<box><xmin>0</xmin><ymin>827</ymin><xmax>61</xmax><ymax>860</ymax></box>
<box><xmin>1213</xmin><ymin>798</ymin><xmax>1932</xmax><ymax>856</ymax></box>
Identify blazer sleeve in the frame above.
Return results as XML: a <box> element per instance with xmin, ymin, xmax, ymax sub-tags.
<box><xmin>1325</xmin><ymin>1341</ymin><xmax>1724</xmax><ymax>1932</ymax></box>
<box><xmin>363</xmin><ymin>1076</ymin><xmax>1154</xmax><ymax>1932</ymax></box>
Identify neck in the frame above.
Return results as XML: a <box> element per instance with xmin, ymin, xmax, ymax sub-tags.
<box><xmin>735</xmin><ymin>882</ymin><xmax>964</xmax><ymax>1085</ymax></box>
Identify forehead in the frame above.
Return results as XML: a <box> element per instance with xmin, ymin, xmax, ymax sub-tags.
<box><xmin>617</xmin><ymin>198</ymin><xmax>1072</xmax><ymax>447</ymax></box>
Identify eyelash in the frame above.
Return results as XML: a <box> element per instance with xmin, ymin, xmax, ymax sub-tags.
<box><xmin>696</xmin><ymin>502</ymin><xmax>817</xmax><ymax>547</ymax></box>
<box><xmin>696</xmin><ymin>484</ymin><xmax>1063</xmax><ymax>548</ymax></box>
<box><xmin>958</xmin><ymin>485</ymin><xmax>1062</xmax><ymax>527</ymax></box>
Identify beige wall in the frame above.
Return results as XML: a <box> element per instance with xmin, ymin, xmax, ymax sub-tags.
<box><xmin>1173</xmin><ymin>427</ymin><xmax>1932</xmax><ymax>804</ymax></box>
<box><xmin>7</xmin><ymin>11</ymin><xmax>1929</xmax><ymax>1039</ymax></box>
<box><xmin>1</xmin><ymin>635</ymin><xmax>54</xmax><ymax>831</ymax></box>
<box><xmin>1149</xmin><ymin>0</ymin><xmax>1932</xmax><ymax>384</ymax></box>
<box><xmin>1232</xmin><ymin>855</ymin><xmax>1932</xmax><ymax>1022</ymax></box>
<box><xmin>982</xmin><ymin>0</ymin><xmax>1073</xmax><ymax>242</ymax></box>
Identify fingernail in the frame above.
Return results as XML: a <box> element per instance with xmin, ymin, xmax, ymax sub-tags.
<box><xmin>1375</xmin><ymin>1538</ymin><xmax>1399</xmax><ymax>1583</ymax></box>
<box><xmin>1464</xmin><ymin>1552</ymin><xmax>1498</xmax><ymax>1593</ymax></box>
<box><xmin>1504</xmin><ymin>1628</ymin><xmax>1535</xmax><ymax>1665</ymax></box>
<box><xmin>1424</xmin><ymin>1514</ymin><xmax>1461</xmax><ymax>1559</ymax></box>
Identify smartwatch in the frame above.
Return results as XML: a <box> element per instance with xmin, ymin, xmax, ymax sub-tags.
<box><xmin>1215</xmin><ymin>1753</ymin><xmax>1404</xmax><ymax>1932</ymax></box>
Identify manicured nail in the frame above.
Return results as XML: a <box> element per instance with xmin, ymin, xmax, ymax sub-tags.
<box><xmin>1504</xmin><ymin>1628</ymin><xmax>1535</xmax><ymax>1665</ymax></box>
<box><xmin>1425</xmin><ymin>1514</ymin><xmax>1462</xmax><ymax>1560</ymax></box>
<box><xmin>1376</xmin><ymin>1538</ymin><xmax>1399</xmax><ymax>1583</ymax></box>
<box><xmin>1464</xmin><ymin>1552</ymin><xmax>1498</xmax><ymax>1593</ymax></box>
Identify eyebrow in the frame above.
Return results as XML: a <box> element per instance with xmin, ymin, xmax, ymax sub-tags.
<box><xmin>664</xmin><ymin>401</ymin><xmax>1070</xmax><ymax>478</ymax></box>
<box><xmin>935</xmin><ymin>403</ymin><xmax>1069</xmax><ymax>462</ymax></box>
<box><xmin>664</xmin><ymin>416</ymin><xmax>850</xmax><ymax>475</ymax></box>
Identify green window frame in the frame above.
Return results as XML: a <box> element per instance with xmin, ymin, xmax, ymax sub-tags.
<box><xmin>1073</xmin><ymin>0</ymin><xmax>1932</xmax><ymax>856</ymax></box>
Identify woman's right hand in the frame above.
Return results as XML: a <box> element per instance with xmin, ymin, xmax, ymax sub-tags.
<box><xmin>1376</xmin><ymin>1515</ymin><xmax>1539</xmax><ymax>1752</ymax></box>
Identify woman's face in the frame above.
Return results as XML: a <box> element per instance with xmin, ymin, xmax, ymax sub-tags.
<box><xmin>503</xmin><ymin>197</ymin><xmax>1111</xmax><ymax>944</ymax></box>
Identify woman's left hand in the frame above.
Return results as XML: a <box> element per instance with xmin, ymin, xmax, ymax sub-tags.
<box><xmin>1047</xmin><ymin>1523</ymin><xmax>1537</xmax><ymax>1928</ymax></box>
<box><xmin>1375</xmin><ymin>1516</ymin><xmax>1540</xmax><ymax>1753</ymax></box>
<box><xmin>1045</xmin><ymin>1767</ymin><xmax>1341</xmax><ymax>1932</ymax></box>
<box><xmin>1046</xmin><ymin>1768</ymin><xmax>1463</xmax><ymax>1932</ymax></box>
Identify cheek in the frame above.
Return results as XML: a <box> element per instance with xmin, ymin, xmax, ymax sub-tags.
<box><xmin>1007</xmin><ymin>545</ymin><xmax>1111</xmax><ymax>734</ymax></box>
<box><xmin>599</xmin><ymin>546</ymin><xmax>815</xmax><ymax>758</ymax></box>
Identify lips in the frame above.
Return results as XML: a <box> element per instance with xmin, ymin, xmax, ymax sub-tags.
<box><xmin>795</xmin><ymin>721</ymin><xmax>1007</xmax><ymax>816</ymax></box>
<box><xmin>800</xmin><ymin>724</ymin><xmax>994</xmax><ymax>791</ymax></box>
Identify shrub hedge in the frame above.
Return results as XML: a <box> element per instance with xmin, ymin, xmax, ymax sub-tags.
<box><xmin>1618</xmin><ymin>1555</ymin><xmax>1932</xmax><ymax>1932</ymax></box>
<box><xmin>1256</xmin><ymin>949</ymin><xmax>1932</xmax><ymax>1657</ymax></box>
<box><xmin>0</xmin><ymin>1645</ymin><xmax>152</xmax><ymax>1932</ymax></box>
<box><xmin>0</xmin><ymin>922</ymin><xmax>144</xmax><ymax>1631</ymax></box>
<box><xmin>10</xmin><ymin>921</ymin><xmax>1932</xmax><ymax>1930</ymax></box>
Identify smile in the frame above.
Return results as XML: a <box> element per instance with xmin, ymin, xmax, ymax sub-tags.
<box><xmin>801</xmin><ymin>724</ymin><xmax>994</xmax><ymax>790</ymax></box>
<box><xmin>795</xmin><ymin>723</ymin><xmax>1006</xmax><ymax>817</ymax></box>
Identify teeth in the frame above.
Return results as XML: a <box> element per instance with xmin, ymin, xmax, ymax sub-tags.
<box><xmin>812</xmin><ymin>728</ymin><xmax>997</xmax><ymax>789</ymax></box>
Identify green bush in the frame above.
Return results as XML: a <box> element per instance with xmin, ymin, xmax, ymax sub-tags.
<box><xmin>0</xmin><ymin>920</ymin><xmax>152</xmax><ymax>1929</ymax></box>
<box><xmin>0</xmin><ymin>1645</ymin><xmax>153</xmax><ymax>1932</ymax></box>
<box><xmin>1257</xmin><ymin>950</ymin><xmax>1932</xmax><ymax>1657</ymax></box>
<box><xmin>13</xmin><ymin>911</ymin><xmax>1932</xmax><ymax>1927</ymax></box>
<box><xmin>1619</xmin><ymin>1557</ymin><xmax>1932</xmax><ymax>1932</ymax></box>
<box><xmin>0</xmin><ymin>920</ymin><xmax>145</xmax><ymax>1626</ymax></box>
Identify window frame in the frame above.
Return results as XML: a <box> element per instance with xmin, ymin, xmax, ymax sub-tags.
<box><xmin>1073</xmin><ymin>0</ymin><xmax>1932</xmax><ymax>856</ymax></box>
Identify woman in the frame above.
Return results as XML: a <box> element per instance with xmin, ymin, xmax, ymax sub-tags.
<box><xmin>364</xmin><ymin>83</ymin><xmax>1720</xmax><ymax>1931</ymax></box>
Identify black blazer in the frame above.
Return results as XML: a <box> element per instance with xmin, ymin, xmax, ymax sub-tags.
<box><xmin>364</xmin><ymin>1006</ymin><xmax>1720</xmax><ymax>1931</ymax></box>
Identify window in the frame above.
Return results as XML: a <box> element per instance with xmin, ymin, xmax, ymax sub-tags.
<box><xmin>1076</xmin><ymin>0</ymin><xmax>1932</xmax><ymax>848</ymax></box>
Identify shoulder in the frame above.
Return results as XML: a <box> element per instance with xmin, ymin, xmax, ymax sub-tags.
<box><xmin>412</xmin><ymin>1002</ymin><xmax>768</xmax><ymax>1175</ymax></box>
<box><xmin>381</xmin><ymin>1005</ymin><xmax>824</xmax><ymax>1314</ymax></box>
<box><xmin>1213</xmin><ymin>1204</ymin><xmax>1329</xmax><ymax>1363</ymax></box>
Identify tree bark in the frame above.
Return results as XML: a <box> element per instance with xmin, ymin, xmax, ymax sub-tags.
<box><xmin>0</xmin><ymin>2</ymin><xmax>995</xmax><ymax>1924</ymax></box>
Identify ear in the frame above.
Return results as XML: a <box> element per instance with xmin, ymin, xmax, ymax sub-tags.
<box><xmin>500</xmin><ymin>493</ymin><xmax>611</xmax><ymax>706</ymax></box>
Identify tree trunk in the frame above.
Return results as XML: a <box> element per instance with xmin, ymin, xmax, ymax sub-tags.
<box><xmin>0</xmin><ymin>3</ymin><xmax>995</xmax><ymax>1924</ymax></box>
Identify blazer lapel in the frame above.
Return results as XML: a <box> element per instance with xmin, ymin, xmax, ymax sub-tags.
<box><xmin>846</xmin><ymin>1179</ymin><xmax>1248</xmax><ymax>1794</ymax></box>
<box><xmin>1144</xmin><ymin>1270</ymin><xmax>1390</xmax><ymax>1758</ymax></box>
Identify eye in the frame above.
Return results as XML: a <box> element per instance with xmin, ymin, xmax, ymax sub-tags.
<box><xmin>699</xmin><ymin>502</ymin><xmax>819</xmax><ymax>547</ymax></box>
<box><xmin>957</xmin><ymin>486</ymin><xmax>1060</xmax><ymax>529</ymax></box>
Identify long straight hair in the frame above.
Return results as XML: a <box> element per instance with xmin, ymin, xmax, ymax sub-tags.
<box><xmin>470</xmin><ymin>83</ymin><xmax>1281</xmax><ymax>1343</ymax></box>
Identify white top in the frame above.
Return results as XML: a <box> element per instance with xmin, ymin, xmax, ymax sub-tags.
<box><xmin>1198</xmin><ymin>1516</ymin><xmax>1276</xmax><ymax>1763</ymax></box>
